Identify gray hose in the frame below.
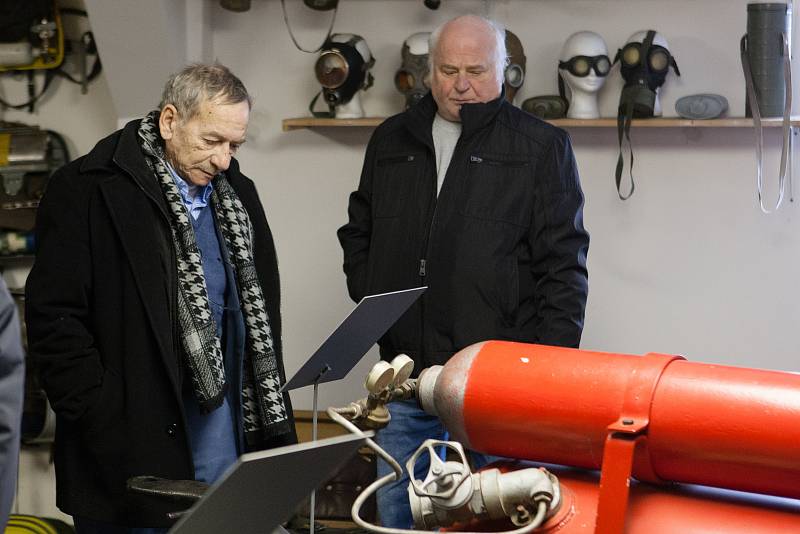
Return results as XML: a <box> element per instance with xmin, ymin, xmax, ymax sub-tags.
<box><xmin>326</xmin><ymin>408</ymin><xmax>551</xmax><ymax>534</ymax></box>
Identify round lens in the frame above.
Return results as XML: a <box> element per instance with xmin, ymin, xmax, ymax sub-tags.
<box><xmin>315</xmin><ymin>51</ymin><xmax>348</xmax><ymax>88</ymax></box>
<box><xmin>595</xmin><ymin>56</ymin><xmax>611</xmax><ymax>76</ymax></box>
<box><xmin>622</xmin><ymin>46</ymin><xmax>640</xmax><ymax>66</ymax></box>
<box><xmin>533</xmin><ymin>102</ymin><xmax>549</xmax><ymax>115</ymax></box>
<box><xmin>505</xmin><ymin>64</ymin><xmax>524</xmax><ymax>87</ymax></box>
<box><xmin>572</xmin><ymin>57</ymin><xmax>590</xmax><ymax>76</ymax></box>
<box><xmin>649</xmin><ymin>50</ymin><xmax>669</xmax><ymax>71</ymax></box>
<box><xmin>394</xmin><ymin>70</ymin><xmax>415</xmax><ymax>93</ymax></box>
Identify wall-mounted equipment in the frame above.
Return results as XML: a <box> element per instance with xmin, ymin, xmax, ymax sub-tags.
<box><xmin>0</xmin><ymin>123</ymin><xmax>68</xmax><ymax>230</ymax></box>
<box><xmin>0</xmin><ymin>4</ymin><xmax>102</xmax><ymax>112</ymax></box>
<box><xmin>0</xmin><ymin>0</ymin><xmax>63</xmax><ymax>72</ymax></box>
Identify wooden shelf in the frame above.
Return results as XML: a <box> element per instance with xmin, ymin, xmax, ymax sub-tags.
<box><xmin>283</xmin><ymin>116</ymin><xmax>800</xmax><ymax>131</ymax></box>
<box><xmin>282</xmin><ymin>117</ymin><xmax>385</xmax><ymax>131</ymax></box>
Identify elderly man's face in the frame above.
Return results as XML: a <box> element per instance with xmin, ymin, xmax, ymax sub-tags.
<box><xmin>159</xmin><ymin>98</ymin><xmax>249</xmax><ymax>187</ymax></box>
<box><xmin>431</xmin><ymin>19</ymin><xmax>502</xmax><ymax>122</ymax></box>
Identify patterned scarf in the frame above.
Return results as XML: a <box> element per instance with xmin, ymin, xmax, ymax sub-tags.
<box><xmin>137</xmin><ymin>110</ymin><xmax>291</xmax><ymax>447</ymax></box>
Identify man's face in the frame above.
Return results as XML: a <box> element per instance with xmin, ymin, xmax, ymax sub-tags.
<box><xmin>431</xmin><ymin>19</ymin><xmax>502</xmax><ymax>122</ymax></box>
<box><xmin>159</xmin><ymin>98</ymin><xmax>249</xmax><ymax>187</ymax></box>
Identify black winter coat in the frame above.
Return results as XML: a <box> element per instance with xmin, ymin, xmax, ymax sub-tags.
<box><xmin>25</xmin><ymin>120</ymin><xmax>296</xmax><ymax>527</ymax></box>
<box><xmin>338</xmin><ymin>93</ymin><xmax>589</xmax><ymax>372</ymax></box>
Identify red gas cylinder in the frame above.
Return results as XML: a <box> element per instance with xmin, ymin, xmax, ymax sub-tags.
<box><xmin>539</xmin><ymin>466</ymin><xmax>800</xmax><ymax>533</ymax></box>
<box><xmin>416</xmin><ymin>341</ymin><xmax>800</xmax><ymax>500</ymax></box>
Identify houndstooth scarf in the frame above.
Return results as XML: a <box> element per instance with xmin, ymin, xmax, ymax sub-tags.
<box><xmin>138</xmin><ymin>110</ymin><xmax>291</xmax><ymax>447</ymax></box>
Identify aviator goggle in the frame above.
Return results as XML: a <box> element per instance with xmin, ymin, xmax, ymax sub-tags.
<box><xmin>558</xmin><ymin>55</ymin><xmax>611</xmax><ymax>77</ymax></box>
<box><xmin>614</xmin><ymin>42</ymin><xmax>678</xmax><ymax>74</ymax></box>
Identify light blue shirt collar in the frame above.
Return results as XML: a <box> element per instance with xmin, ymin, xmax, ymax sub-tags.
<box><xmin>165</xmin><ymin>161</ymin><xmax>213</xmax><ymax>220</ymax></box>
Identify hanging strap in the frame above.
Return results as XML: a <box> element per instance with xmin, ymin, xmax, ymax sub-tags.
<box><xmin>740</xmin><ymin>33</ymin><xmax>793</xmax><ymax>214</ymax></box>
<box><xmin>557</xmin><ymin>72</ymin><xmax>571</xmax><ymax>114</ymax></box>
<box><xmin>309</xmin><ymin>90</ymin><xmax>335</xmax><ymax>118</ymax></box>
<box><xmin>615</xmin><ymin>96</ymin><xmax>636</xmax><ymax>200</ymax></box>
<box><xmin>613</xmin><ymin>31</ymin><xmax>655</xmax><ymax>201</ymax></box>
<box><xmin>281</xmin><ymin>0</ymin><xmax>338</xmax><ymax>53</ymax></box>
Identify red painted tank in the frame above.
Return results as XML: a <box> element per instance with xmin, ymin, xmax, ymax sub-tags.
<box><xmin>416</xmin><ymin>341</ymin><xmax>800</xmax><ymax>500</ymax></box>
<box><xmin>536</xmin><ymin>466</ymin><xmax>800</xmax><ymax>533</ymax></box>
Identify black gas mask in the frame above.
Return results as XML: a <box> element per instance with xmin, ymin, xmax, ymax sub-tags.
<box><xmin>613</xmin><ymin>30</ymin><xmax>680</xmax><ymax>200</ymax></box>
<box><xmin>395</xmin><ymin>32</ymin><xmax>431</xmax><ymax>110</ymax></box>
<box><xmin>614</xmin><ymin>30</ymin><xmax>680</xmax><ymax>118</ymax></box>
<box><xmin>311</xmin><ymin>33</ymin><xmax>375</xmax><ymax>117</ymax></box>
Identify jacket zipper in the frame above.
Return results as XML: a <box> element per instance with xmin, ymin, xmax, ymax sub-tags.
<box><xmin>470</xmin><ymin>155</ymin><xmax>529</xmax><ymax>167</ymax></box>
<box><xmin>379</xmin><ymin>154</ymin><xmax>416</xmax><ymax>166</ymax></box>
<box><xmin>417</xmin><ymin>148</ymin><xmax>440</xmax><ymax>368</ymax></box>
<box><xmin>419</xmin><ymin>133</ymin><xmax>467</xmax><ymax>364</ymax></box>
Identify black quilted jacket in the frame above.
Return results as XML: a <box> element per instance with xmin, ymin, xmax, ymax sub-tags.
<box><xmin>338</xmin><ymin>92</ymin><xmax>590</xmax><ymax>373</ymax></box>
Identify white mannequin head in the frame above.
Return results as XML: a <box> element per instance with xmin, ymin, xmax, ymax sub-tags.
<box><xmin>559</xmin><ymin>31</ymin><xmax>609</xmax><ymax>119</ymax></box>
<box><xmin>619</xmin><ymin>30</ymin><xmax>673</xmax><ymax>116</ymax></box>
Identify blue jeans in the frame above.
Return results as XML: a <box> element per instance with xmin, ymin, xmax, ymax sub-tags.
<box><xmin>374</xmin><ymin>399</ymin><xmax>501</xmax><ymax>528</ymax></box>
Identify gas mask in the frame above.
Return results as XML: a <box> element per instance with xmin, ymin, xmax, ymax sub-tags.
<box><xmin>613</xmin><ymin>30</ymin><xmax>679</xmax><ymax>200</ymax></box>
<box><xmin>395</xmin><ymin>32</ymin><xmax>431</xmax><ymax>110</ymax></box>
<box><xmin>311</xmin><ymin>33</ymin><xmax>375</xmax><ymax>118</ymax></box>
<box><xmin>614</xmin><ymin>30</ymin><xmax>680</xmax><ymax>119</ymax></box>
<box><xmin>304</xmin><ymin>0</ymin><xmax>338</xmax><ymax>9</ymax></box>
<box><xmin>504</xmin><ymin>30</ymin><xmax>526</xmax><ymax>104</ymax></box>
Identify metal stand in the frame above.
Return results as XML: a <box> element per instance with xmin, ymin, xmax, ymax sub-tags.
<box><xmin>279</xmin><ymin>288</ymin><xmax>425</xmax><ymax>534</ymax></box>
<box><xmin>309</xmin><ymin>365</ymin><xmax>330</xmax><ymax>534</ymax></box>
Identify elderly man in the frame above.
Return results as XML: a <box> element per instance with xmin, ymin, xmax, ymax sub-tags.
<box><xmin>337</xmin><ymin>15</ymin><xmax>589</xmax><ymax>527</ymax></box>
<box><xmin>26</xmin><ymin>63</ymin><xmax>296</xmax><ymax>533</ymax></box>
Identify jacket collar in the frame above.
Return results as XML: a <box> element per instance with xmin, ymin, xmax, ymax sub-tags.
<box><xmin>114</xmin><ymin>118</ymin><xmax>166</xmax><ymax>203</ymax></box>
<box><xmin>80</xmin><ymin>118</ymin><xmax>165</xmax><ymax>204</ymax></box>
<box><xmin>407</xmin><ymin>88</ymin><xmax>507</xmax><ymax>143</ymax></box>
<box><xmin>80</xmin><ymin>116</ymin><xmax>245</xmax><ymax>196</ymax></box>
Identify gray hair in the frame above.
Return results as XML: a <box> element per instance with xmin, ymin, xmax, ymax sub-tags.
<box><xmin>159</xmin><ymin>63</ymin><xmax>252</xmax><ymax>120</ymax></box>
<box><xmin>428</xmin><ymin>15</ymin><xmax>508</xmax><ymax>86</ymax></box>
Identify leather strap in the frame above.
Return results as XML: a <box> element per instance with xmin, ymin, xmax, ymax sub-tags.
<box><xmin>309</xmin><ymin>90</ymin><xmax>335</xmax><ymax>118</ymax></box>
<box><xmin>740</xmin><ymin>32</ymin><xmax>793</xmax><ymax>213</ymax></box>
<box><xmin>614</xmin><ymin>30</ymin><xmax>656</xmax><ymax>200</ymax></box>
<box><xmin>280</xmin><ymin>0</ymin><xmax>338</xmax><ymax>53</ymax></box>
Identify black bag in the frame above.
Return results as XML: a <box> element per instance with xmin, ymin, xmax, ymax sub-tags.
<box><xmin>295</xmin><ymin>450</ymin><xmax>377</xmax><ymax>523</ymax></box>
<box><xmin>0</xmin><ymin>0</ymin><xmax>52</xmax><ymax>43</ymax></box>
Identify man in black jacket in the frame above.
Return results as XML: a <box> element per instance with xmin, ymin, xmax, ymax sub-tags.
<box><xmin>337</xmin><ymin>15</ymin><xmax>589</xmax><ymax>527</ymax></box>
<box><xmin>26</xmin><ymin>64</ymin><xmax>296</xmax><ymax>532</ymax></box>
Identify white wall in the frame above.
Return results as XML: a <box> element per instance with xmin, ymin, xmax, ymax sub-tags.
<box><xmin>209</xmin><ymin>0</ymin><xmax>800</xmax><ymax>414</ymax></box>
<box><xmin>4</xmin><ymin>0</ymin><xmax>800</xmax><ymax>520</ymax></box>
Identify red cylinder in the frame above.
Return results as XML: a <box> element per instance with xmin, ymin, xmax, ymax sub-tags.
<box><xmin>540</xmin><ymin>467</ymin><xmax>800</xmax><ymax>533</ymax></box>
<box><xmin>417</xmin><ymin>341</ymin><xmax>800</xmax><ymax>499</ymax></box>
